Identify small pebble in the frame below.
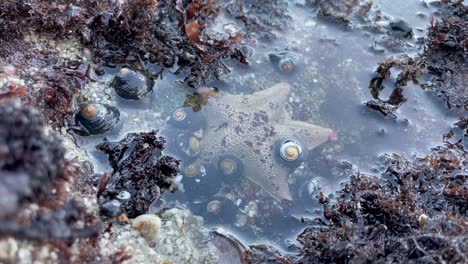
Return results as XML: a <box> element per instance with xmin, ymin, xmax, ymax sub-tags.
<box><xmin>132</xmin><ymin>214</ymin><xmax>162</xmax><ymax>240</ymax></box>
<box><xmin>418</xmin><ymin>213</ymin><xmax>429</xmax><ymax>227</ymax></box>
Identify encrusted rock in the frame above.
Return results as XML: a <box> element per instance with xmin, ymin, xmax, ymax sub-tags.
<box><xmin>132</xmin><ymin>214</ymin><xmax>162</xmax><ymax>240</ymax></box>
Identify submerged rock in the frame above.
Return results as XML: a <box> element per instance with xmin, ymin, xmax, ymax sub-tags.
<box><xmin>308</xmin><ymin>0</ymin><xmax>374</xmax><ymax>26</ymax></box>
<box><xmin>209</xmin><ymin>229</ymin><xmax>296</xmax><ymax>263</ymax></box>
<box><xmin>224</xmin><ymin>0</ymin><xmax>292</xmax><ymax>41</ymax></box>
<box><xmin>389</xmin><ymin>18</ymin><xmax>414</xmax><ymax>38</ymax></box>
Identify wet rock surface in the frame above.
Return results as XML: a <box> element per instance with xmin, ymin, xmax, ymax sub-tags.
<box><xmin>0</xmin><ymin>102</ymin><xmax>64</xmax><ymax>209</ymax></box>
<box><xmin>101</xmin><ymin>206</ymin><xmax>219</xmax><ymax>264</ymax></box>
<box><xmin>0</xmin><ymin>102</ymin><xmax>105</xmax><ymax>262</ymax></box>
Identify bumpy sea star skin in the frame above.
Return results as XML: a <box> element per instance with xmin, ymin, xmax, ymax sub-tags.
<box><xmin>189</xmin><ymin>82</ymin><xmax>334</xmax><ymax>201</ymax></box>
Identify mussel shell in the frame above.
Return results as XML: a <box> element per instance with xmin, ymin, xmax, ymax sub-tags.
<box><xmin>76</xmin><ymin>102</ymin><xmax>120</xmax><ymax>135</ymax></box>
<box><xmin>111</xmin><ymin>68</ymin><xmax>154</xmax><ymax>100</ymax></box>
<box><xmin>167</xmin><ymin>107</ymin><xmax>205</xmax><ymax>131</ymax></box>
<box><xmin>218</xmin><ymin>155</ymin><xmax>244</xmax><ymax>181</ymax></box>
<box><xmin>208</xmin><ymin>229</ymin><xmax>248</xmax><ymax>264</ymax></box>
<box><xmin>268</xmin><ymin>51</ymin><xmax>299</xmax><ymax>73</ymax></box>
<box><xmin>273</xmin><ymin>137</ymin><xmax>307</xmax><ymax>168</ymax></box>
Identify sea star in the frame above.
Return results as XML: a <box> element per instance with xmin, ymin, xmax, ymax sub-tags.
<box><xmin>185</xmin><ymin>82</ymin><xmax>335</xmax><ymax>201</ymax></box>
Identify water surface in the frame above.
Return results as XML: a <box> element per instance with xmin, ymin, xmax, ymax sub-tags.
<box><xmin>75</xmin><ymin>0</ymin><xmax>457</xmax><ymax>252</ymax></box>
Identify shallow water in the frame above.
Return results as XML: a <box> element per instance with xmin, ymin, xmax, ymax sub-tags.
<box><xmin>75</xmin><ymin>0</ymin><xmax>458</xmax><ymax>253</ymax></box>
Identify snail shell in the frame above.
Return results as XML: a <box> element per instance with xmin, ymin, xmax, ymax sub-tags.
<box><xmin>204</xmin><ymin>198</ymin><xmax>239</xmax><ymax>224</ymax></box>
<box><xmin>218</xmin><ymin>155</ymin><xmax>244</xmax><ymax>180</ymax></box>
<box><xmin>181</xmin><ymin>162</ymin><xmax>221</xmax><ymax>197</ymax></box>
<box><xmin>75</xmin><ymin>102</ymin><xmax>120</xmax><ymax>135</ymax></box>
<box><xmin>167</xmin><ymin>107</ymin><xmax>205</xmax><ymax>131</ymax></box>
<box><xmin>165</xmin><ymin>131</ymin><xmax>201</xmax><ymax>159</ymax></box>
<box><xmin>111</xmin><ymin>68</ymin><xmax>154</xmax><ymax>100</ymax></box>
<box><xmin>268</xmin><ymin>51</ymin><xmax>299</xmax><ymax>73</ymax></box>
<box><xmin>274</xmin><ymin>137</ymin><xmax>307</xmax><ymax>168</ymax></box>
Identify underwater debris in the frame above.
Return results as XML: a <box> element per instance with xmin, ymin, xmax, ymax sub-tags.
<box><xmin>96</xmin><ymin>131</ymin><xmax>179</xmax><ymax>218</ymax></box>
<box><xmin>365</xmin><ymin>100</ymin><xmax>397</xmax><ymax>119</ymax></box>
<box><xmin>297</xmin><ymin>141</ymin><xmax>467</xmax><ymax>263</ymax></box>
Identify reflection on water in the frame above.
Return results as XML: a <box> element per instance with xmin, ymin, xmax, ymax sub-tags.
<box><xmin>75</xmin><ymin>0</ymin><xmax>457</xmax><ymax>251</ymax></box>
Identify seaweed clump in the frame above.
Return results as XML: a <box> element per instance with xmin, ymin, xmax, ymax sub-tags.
<box><xmin>297</xmin><ymin>142</ymin><xmax>467</xmax><ymax>263</ymax></box>
<box><xmin>365</xmin><ymin>1</ymin><xmax>467</xmax><ymax>121</ymax></box>
<box><xmin>365</xmin><ymin>56</ymin><xmax>424</xmax><ymax>119</ymax></box>
<box><xmin>423</xmin><ymin>2</ymin><xmax>467</xmax><ymax>112</ymax></box>
<box><xmin>96</xmin><ymin>131</ymin><xmax>180</xmax><ymax>218</ymax></box>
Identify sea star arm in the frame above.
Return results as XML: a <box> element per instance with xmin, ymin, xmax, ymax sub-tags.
<box><xmin>276</xmin><ymin>120</ymin><xmax>333</xmax><ymax>150</ymax></box>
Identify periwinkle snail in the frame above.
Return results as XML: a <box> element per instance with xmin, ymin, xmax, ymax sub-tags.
<box><xmin>111</xmin><ymin>67</ymin><xmax>154</xmax><ymax>100</ymax></box>
<box><xmin>74</xmin><ymin>102</ymin><xmax>120</xmax><ymax>136</ymax></box>
<box><xmin>274</xmin><ymin>138</ymin><xmax>306</xmax><ymax>167</ymax></box>
<box><xmin>268</xmin><ymin>51</ymin><xmax>299</xmax><ymax>73</ymax></box>
<box><xmin>167</xmin><ymin>107</ymin><xmax>205</xmax><ymax>131</ymax></box>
